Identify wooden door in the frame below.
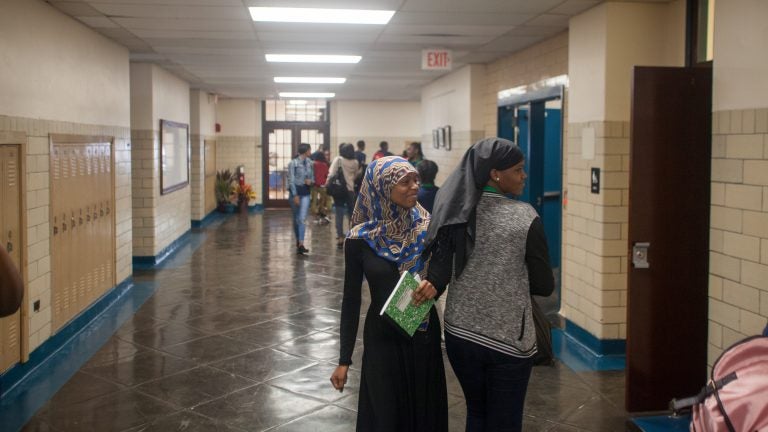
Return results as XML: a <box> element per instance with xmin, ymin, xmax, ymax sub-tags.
<box><xmin>0</xmin><ymin>145</ymin><xmax>22</xmax><ymax>372</ymax></box>
<box><xmin>626</xmin><ymin>66</ymin><xmax>711</xmax><ymax>411</ymax></box>
<box><xmin>204</xmin><ymin>140</ymin><xmax>216</xmax><ymax>214</ymax></box>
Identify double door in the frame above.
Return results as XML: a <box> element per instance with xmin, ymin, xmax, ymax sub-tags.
<box><xmin>262</xmin><ymin>123</ymin><xmax>329</xmax><ymax>208</ymax></box>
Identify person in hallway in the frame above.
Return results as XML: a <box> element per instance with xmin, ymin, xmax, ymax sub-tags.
<box><xmin>355</xmin><ymin>140</ymin><xmax>367</xmax><ymax>165</ymax></box>
<box><xmin>406</xmin><ymin>141</ymin><xmax>424</xmax><ymax>167</ymax></box>
<box><xmin>423</xmin><ymin>138</ymin><xmax>554</xmax><ymax>432</ymax></box>
<box><xmin>416</xmin><ymin>159</ymin><xmax>439</xmax><ymax>213</ymax></box>
<box><xmin>311</xmin><ymin>142</ymin><xmax>330</xmax><ymax>162</ymax></box>
<box><xmin>0</xmin><ymin>245</ymin><xmax>23</xmax><ymax>317</ymax></box>
<box><xmin>330</xmin><ymin>156</ymin><xmax>448</xmax><ymax>432</ymax></box>
<box><xmin>288</xmin><ymin>143</ymin><xmax>314</xmax><ymax>255</ymax></box>
<box><xmin>310</xmin><ymin>149</ymin><xmax>331</xmax><ymax>224</ymax></box>
<box><xmin>372</xmin><ymin>140</ymin><xmax>393</xmax><ymax>160</ymax></box>
<box><xmin>328</xmin><ymin>143</ymin><xmax>362</xmax><ymax>249</ymax></box>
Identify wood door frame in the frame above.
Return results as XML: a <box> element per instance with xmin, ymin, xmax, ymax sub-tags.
<box><xmin>0</xmin><ymin>132</ymin><xmax>28</xmax><ymax>363</ymax></box>
<box><xmin>261</xmin><ymin>121</ymin><xmax>330</xmax><ymax>208</ymax></box>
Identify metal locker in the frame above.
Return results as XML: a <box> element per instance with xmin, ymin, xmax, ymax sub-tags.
<box><xmin>0</xmin><ymin>145</ymin><xmax>22</xmax><ymax>372</ymax></box>
<box><xmin>51</xmin><ymin>138</ymin><xmax>114</xmax><ymax>331</ymax></box>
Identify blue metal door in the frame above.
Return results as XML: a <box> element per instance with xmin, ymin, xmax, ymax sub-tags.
<box><xmin>498</xmin><ymin>103</ymin><xmax>562</xmax><ymax>312</ymax></box>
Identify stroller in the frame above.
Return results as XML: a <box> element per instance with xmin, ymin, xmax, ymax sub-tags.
<box><xmin>670</xmin><ymin>325</ymin><xmax>768</xmax><ymax>432</ymax></box>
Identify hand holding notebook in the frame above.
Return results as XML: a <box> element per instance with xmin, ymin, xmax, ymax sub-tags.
<box><xmin>379</xmin><ymin>272</ymin><xmax>435</xmax><ymax>337</ymax></box>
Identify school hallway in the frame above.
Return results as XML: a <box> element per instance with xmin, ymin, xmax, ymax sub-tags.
<box><xmin>16</xmin><ymin>210</ymin><xmax>628</xmax><ymax>432</ymax></box>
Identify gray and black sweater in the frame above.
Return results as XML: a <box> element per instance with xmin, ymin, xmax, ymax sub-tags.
<box><xmin>427</xmin><ymin>191</ymin><xmax>554</xmax><ymax>358</ymax></box>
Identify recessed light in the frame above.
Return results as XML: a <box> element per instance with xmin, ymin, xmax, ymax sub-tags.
<box><xmin>274</xmin><ymin>77</ymin><xmax>346</xmax><ymax>84</ymax></box>
<box><xmin>266</xmin><ymin>54</ymin><xmax>361</xmax><ymax>64</ymax></box>
<box><xmin>279</xmin><ymin>92</ymin><xmax>335</xmax><ymax>98</ymax></box>
<box><xmin>249</xmin><ymin>7</ymin><xmax>394</xmax><ymax>25</ymax></box>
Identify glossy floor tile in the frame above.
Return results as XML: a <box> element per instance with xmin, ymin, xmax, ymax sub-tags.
<box><xmin>23</xmin><ymin>210</ymin><xmax>633</xmax><ymax>431</ymax></box>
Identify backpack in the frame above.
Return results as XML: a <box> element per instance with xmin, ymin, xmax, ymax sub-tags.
<box><xmin>670</xmin><ymin>335</ymin><xmax>768</xmax><ymax>432</ymax></box>
<box><xmin>326</xmin><ymin>163</ymin><xmax>348</xmax><ymax>201</ymax></box>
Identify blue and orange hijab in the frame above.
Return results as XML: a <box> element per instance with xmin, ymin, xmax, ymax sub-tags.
<box><xmin>348</xmin><ymin>156</ymin><xmax>430</xmax><ymax>277</ymax></box>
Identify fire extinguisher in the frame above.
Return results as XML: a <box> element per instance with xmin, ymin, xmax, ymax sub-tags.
<box><xmin>236</xmin><ymin>165</ymin><xmax>245</xmax><ymax>187</ymax></box>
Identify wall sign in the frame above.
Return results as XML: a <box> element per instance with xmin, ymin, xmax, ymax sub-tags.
<box><xmin>422</xmin><ymin>49</ymin><xmax>452</xmax><ymax>71</ymax></box>
<box><xmin>591</xmin><ymin>167</ymin><xmax>600</xmax><ymax>194</ymax></box>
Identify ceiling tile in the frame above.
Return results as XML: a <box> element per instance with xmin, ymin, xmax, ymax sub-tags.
<box><xmin>89</xmin><ymin>4</ymin><xmax>249</xmax><ymax>20</ymax></box>
<box><xmin>75</xmin><ymin>16</ymin><xmax>120</xmax><ymax>28</ymax></box>
<box><xmin>50</xmin><ymin>2</ymin><xmax>103</xmax><ymax>16</ymax></box>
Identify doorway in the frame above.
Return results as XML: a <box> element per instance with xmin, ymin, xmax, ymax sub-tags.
<box><xmin>498</xmin><ymin>95</ymin><xmax>563</xmax><ymax>317</ymax></box>
<box><xmin>262</xmin><ymin>124</ymin><xmax>329</xmax><ymax>208</ymax></box>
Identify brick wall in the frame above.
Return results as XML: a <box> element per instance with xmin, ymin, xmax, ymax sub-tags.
<box><xmin>708</xmin><ymin>107</ymin><xmax>768</xmax><ymax>365</ymax></box>
<box><xmin>215</xmin><ymin>136</ymin><xmax>261</xmax><ymax>205</ymax></box>
<box><xmin>562</xmin><ymin>121</ymin><xmax>630</xmax><ymax>339</ymax></box>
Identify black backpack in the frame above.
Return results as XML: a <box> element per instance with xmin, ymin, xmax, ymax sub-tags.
<box><xmin>326</xmin><ymin>164</ymin><xmax>347</xmax><ymax>201</ymax></box>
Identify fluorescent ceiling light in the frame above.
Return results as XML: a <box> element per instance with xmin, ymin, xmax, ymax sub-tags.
<box><xmin>279</xmin><ymin>92</ymin><xmax>335</xmax><ymax>98</ymax></box>
<box><xmin>288</xmin><ymin>100</ymin><xmax>308</xmax><ymax>105</ymax></box>
<box><xmin>249</xmin><ymin>7</ymin><xmax>394</xmax><ymax>25</ymax></box>
<box><xmin>266</xmin><ymin>54</ymin><xmax>361</xmax><ymax>64</ymax></box>
<box><xmin>274</xmin><ymin>77</ymin><xmax>346</xmax><ymax>84</ymax></box>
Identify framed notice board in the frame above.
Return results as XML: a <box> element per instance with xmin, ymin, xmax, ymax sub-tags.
<box><xmin>160</xmin><ymin>119</ymin><xmax>189</xmax><ymax>194</ymax></box>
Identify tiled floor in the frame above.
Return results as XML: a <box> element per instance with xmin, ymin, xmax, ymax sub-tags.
<box><xmin>22</xmin><ymin>210</ymin><xmax>630</xmax><ymax>431</ymax></box>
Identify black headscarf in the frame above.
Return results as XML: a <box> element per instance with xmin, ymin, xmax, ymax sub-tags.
<box><xmin>424</xmin><ymin>138</ymin><xmax>524</xmax><ymax>275</ymax></box>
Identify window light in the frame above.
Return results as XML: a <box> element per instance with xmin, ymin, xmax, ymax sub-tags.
<box><xmin>266</xmin><ymin>54</ymin><xmax>361</xmax><ymax>64</ymax></box>
<box><xmin>249</xmin><ymin>7</ymin><xmax>394</xmax><ymax>25</ymax></box>
<box><xmin>274</xmin><ymin>77</ymin><xmax>346</xmax><ymax>84</ymax></box>
<box><xmin>279</xmin><ymin>92</ymin><xmax>335</xmax><ymax>98</ymax></box>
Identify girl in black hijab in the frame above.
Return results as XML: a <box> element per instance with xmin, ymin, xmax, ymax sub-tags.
<box><xmin>419</xmin><ymin>137</ymin><xmax>554</xmax><ymax>432</ymax></box>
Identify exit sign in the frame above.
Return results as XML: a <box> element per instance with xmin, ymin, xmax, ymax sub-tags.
<box><xmin>422</xmin><ymin>49</ymin><xmax>452</xmax><ymax>71</ymax></box>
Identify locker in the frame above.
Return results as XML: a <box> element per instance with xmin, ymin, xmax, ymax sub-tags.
<box><xmin>51</xmin><ymin>137</ymin><xmax>115</xmax><ymax>331</ymax></box>
<box><xmin>0</xmin><ymin>144</ymin><xmax>22</xmax><ymax>373</ymax></box>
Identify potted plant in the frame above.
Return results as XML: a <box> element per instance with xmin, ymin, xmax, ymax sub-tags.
<box><xmin>231</xmin><ymin>182</ymin><xmax>257</xmax><ymax>213</ymax></box>
<box><xmin>214</xmin><ymin>169</ymin><xmax>235</xmax><ymax>212</ymax></box>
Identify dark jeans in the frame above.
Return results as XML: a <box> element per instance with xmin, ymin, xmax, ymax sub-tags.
<box><xmin>445</xmin><ymin>332</ymin><xmax>534</xmax><ymax>432</ymax></box>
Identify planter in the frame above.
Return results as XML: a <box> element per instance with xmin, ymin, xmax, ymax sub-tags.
<box><xmin>238</xmin><ymin>200</ymin><xmax>249</xmax><ymax>214</ymax></box>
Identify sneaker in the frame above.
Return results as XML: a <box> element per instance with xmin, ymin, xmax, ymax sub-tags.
<box><xmin>297</xmin><ymin>245</ymin><xmax>310</xmax><ymax>255</ymax></box>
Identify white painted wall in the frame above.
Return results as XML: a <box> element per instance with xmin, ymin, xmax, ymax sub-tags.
<box><xmin>421</xmin><ymin>65</ymin><xmax>484</xmax><ymax>134</ymax></box>
<box><xmin>216</xmin><ymin>99</ymin><xmax>260</xmax><ymax>136</ymax></box>
<box><xmin>152</xmin><ymin>66</ymin><xmax>190</xmax><ymax>128</ymax></box>
<box><xmin>0</xmin><ymin>0</ymin><xmax>130</xmax><ymax>127</ymax></box>
<box><xmin>190</xmin><ymin>90</ymin><xmax>217</xmax><ymax>136</ymax></box>
<box><xmin>332</xmin><ymin>101</ymin><xmax>421</xmax><ymax>138</ymax></box>
<box><xmin>713</xmin><ymin>0</ymin><xmax>768</xmax><ymax>111</ymax></box>
<box><xmin>568</xmin><ymin>5</ymin><xmax>607</xmax><ymax>124</ymax></box>
<box><xmin>130</xmin><ymin>63</ymin><xmax>153</xmax><ymax>131</ymax></box>
<box><xmin>569</xmin><ymin>1</ymin><xmax>686</xmax><ymax>123</ymax></box>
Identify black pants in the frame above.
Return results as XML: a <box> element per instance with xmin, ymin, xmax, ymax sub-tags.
<box><xmin>445</xmin><ymin>332</ymin><xmax>534</xmax><ymax>432</ymax></box>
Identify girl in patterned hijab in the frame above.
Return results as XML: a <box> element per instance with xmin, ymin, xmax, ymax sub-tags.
<box><xmin>348</xmin><ymin>156</ymin><xmax>430</xmax><ymax>276</ymax></box>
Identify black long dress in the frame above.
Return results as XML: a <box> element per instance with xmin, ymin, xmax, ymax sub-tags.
<box><xmin>339</xmin><ymin>239</ymin><xmax>448</xmax><ymax>432</ymax></box>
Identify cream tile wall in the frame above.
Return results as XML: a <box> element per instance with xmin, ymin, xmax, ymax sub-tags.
<box><xmin>131</xmin><ymin>129</ymin><xmax>191</xmax><ymax>256</ymax></box>
<box><xmin>0</xmin><ymin>115</ymin><xmax>132</xmax><ymax>353</ymax></box>
<box><xmin>708</xmin><ymin>108</ymin><xmax>768</xmax><ymax>365</ymax></box>
<box><xmin>190</xmin><ymin>134</ymin><xmax>208</xmax><ymax>220</ymax></box>
<box><xmin>562</xmin><ymin>121</ymin><xmax>630</xmax><ymax>339</ymax></box>
<box><xmin>335</xmin><ymin>136</ymin><xmax>420</xmax><ymax>158</ymax></box>
<box><xmin>215</xmin><ymin>136</ymin><xmax>261</xmax><ymax>205</ymax></box>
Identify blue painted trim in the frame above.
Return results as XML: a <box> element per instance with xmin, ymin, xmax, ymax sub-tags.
<box><xmin>191</xmin><ymin>209</ymin><xmax>221</xmax><ymax>228</ymax></box>
<box><xmin>565</xmin><ymin>319</ymin><xmax>626</xmax><ymax>356</ymax></box>
<box><xmin>551</xmin><ymin>319</ymin><xmax>626</xmax><ymax>372</ymax></box>
<box><xmin>249</xmin><ymin>204</ymin><xmax>264</xmax><ymax>213</ymax></box>
<box><xmin>0</xmin><ymin>276</ymin><xmax>158</xmax><ymax>432</ymax></box>
<box><xmin>132</xmin><ymin>228</ymin><xmax>192</xmax><ymax>268</ymax></box>
<box><xmin>628</xmin><ymin>414</ymin><xmax>691</xmax><ymax>432</ymax></box>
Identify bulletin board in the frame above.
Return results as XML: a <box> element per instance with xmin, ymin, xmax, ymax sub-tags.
<box><xmin>160</xmin><ymin>119</ymin><xmax>189</xmax><ymax>194</ymax></box>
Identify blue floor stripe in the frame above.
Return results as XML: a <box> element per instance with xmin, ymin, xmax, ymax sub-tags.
<box><xmin>0</xmin><ymin>216</ymin><xmax>224</xmax><ymax>431</ymax></box>
<box><xmin>552</xmin><ymin>328</ymin><xmax>626</xmax><ymax>372</ymax></box>
<box><xmin>0</xmin><ymin>280</ymin><xmax>157</xmax><ymax>432</ymax></box>
<box><xmin>628</xmin><ymin>414</ymin><xmax>691</xmax><ymax>431</ymax></box>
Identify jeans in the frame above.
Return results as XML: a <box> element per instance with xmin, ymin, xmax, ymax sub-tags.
<box><xmin>289</xmin><ymin>193</ymin><xmax>310</xmax><ymax>243</ymax></box>
<box><xmin>445</xmin><ymin>332</ymin><xmax>534</xmax><ymax>432</ymax></box>
<box><xmin>333</xmin><ymin>191</ymin><xmax>355</xmax><ymax>238</ymax></box>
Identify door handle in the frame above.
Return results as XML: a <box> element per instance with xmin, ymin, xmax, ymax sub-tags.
<box><xmin>543</xmin><ymin>191</ymin><xmax>561</xmax><ymax>198</ymax></box>
<box><xmin>633</xmin><ymin>242</ymin><xmax>650</xmax><ymax>269</ymax></box>
<box><xmin>6</xmin><ymin>230</ymin><xmax>12</xmax><ymax>253</ymax></box>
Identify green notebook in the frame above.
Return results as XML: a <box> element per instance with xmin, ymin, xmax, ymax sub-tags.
<box><xmin>379</xmin><ymin>271</ymin><xmax>434</xmax><ymax>337</ymax></box>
